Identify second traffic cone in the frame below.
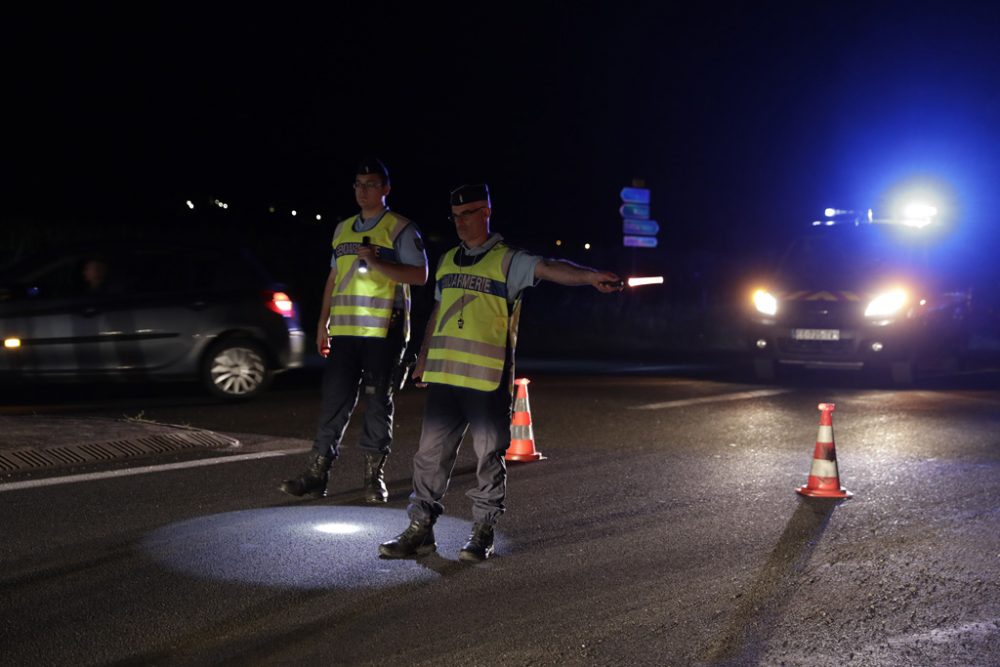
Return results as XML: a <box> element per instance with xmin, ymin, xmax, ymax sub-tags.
<box><xmin>506</xmin><ymin>378</ymin><xmax>545</xmax><ymax>462</ymax></box>
<box><xmin>797</xmin><ymin>403</ymin><xmax>852</xmax><ymax>499</ymax></box>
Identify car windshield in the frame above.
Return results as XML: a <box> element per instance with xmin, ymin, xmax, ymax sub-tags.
<box><xmin>0</xmin><ymin>245</ymin><xmax>274</xmax><ymax>302</ymax></box>
<box><xmin>775</xmin><ymin>223</ymin><xmax>931</xmax><ymax>287</ymax></box>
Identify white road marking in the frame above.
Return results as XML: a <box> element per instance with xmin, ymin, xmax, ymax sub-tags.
<box><xmin>0</xmin><ymin>448</ymin><xmax>309</xmax><ymax>493</ymax></box>
<box><xmin>883</xmin><ymin>618</ymin><xmax>1000</xmax><ymax>648</ymax></box>
<box><xmin>630</xmin><ymin>388</ymin><xmax>790</xmax><ymax>410</ymax></box>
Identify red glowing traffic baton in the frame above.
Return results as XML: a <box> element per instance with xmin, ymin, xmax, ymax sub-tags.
<box><xmin>627</xmin><ymin>276</ymin><xmax>664</xmax><ymax>287</ymax></box>
<box><xmin>601</xmin><ymin>276</ymin><xmax>664</xmax><ymax>289</ymax></box>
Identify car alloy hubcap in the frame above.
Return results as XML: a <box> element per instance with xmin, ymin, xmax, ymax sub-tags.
<box><xmin>211</xmin><ymin>346</ymin><xmax>265</xmax><ymax>395</ymax></box>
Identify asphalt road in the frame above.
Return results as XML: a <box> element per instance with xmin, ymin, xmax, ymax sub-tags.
<box><xmin>1</xmin><ymin>361</ymin><xmax>999</xmax><ymax>666</ymax></box>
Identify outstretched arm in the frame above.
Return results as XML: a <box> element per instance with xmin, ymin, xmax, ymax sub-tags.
<box><xmin>534</xmin><ymin>258</ymin><xmax>623</xmax><ymax>293</ymax></box>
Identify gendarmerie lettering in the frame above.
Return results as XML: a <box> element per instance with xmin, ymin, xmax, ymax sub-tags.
<box><xmin>438</xmin><ymin>272</ymin><xmax>509</xmax><ymax>299</ymax></box>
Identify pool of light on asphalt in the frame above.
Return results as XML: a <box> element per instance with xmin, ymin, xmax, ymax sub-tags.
<box><xmin>140</xmin><ymin>507</ymin><xmax>487</xmax><ymax>589</ymax></box>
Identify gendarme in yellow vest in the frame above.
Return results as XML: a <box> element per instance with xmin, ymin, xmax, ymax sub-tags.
<box><xmin>328</xmin><ymin>211</ymin><xmax>411</xmax><ymax>339</ymax></box>
<box><xmin>422</xmin><ymin>242</ymin><xmax>521</xmax><ymax>391</ymax></box>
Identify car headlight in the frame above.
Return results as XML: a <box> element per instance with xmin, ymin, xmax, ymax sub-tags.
<box><xmin>752</xmin><ymin>289</ymin><xmax>778</xmax><ymax>316</ymax></box>
<box><xmin>864</xmin><ymin>288</ymin><xmax>908</xmax><ymax>318</ymax></box>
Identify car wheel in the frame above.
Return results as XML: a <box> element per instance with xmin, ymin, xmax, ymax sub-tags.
<box><xmin>202</xmin><ymin>338</ymin><xmax>271</xmax><ymax>399</ymax></box>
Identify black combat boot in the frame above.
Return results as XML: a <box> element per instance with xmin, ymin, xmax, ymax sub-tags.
<box><xmin>279</xmin><ymin>453</ymin><xmax>332</xmax><ymax>498</ymax></box>
<box><xmin>459</xmin><ymin>522</ymin><xmax>495</xmax><ymax>563</ymax></box>
<box><xmin>378</xmin><ymin>519</ymin><xmax>436</xmax><ymax>558</ymax></box>
<box><xmin>363</xmin><ymin>453</ymin><xmax>389</xmax><ymax>503</ymax></box>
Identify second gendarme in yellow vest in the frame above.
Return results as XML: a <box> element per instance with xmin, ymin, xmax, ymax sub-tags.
<box><xmin>328</xmin><ymin>211</ymin><xmax>412</xmax><ymax>340</ymax></box>
<box><xmin>422</xmin><ymin>242</ymin><xmax>522</xmax><ymax>392</ymax></box>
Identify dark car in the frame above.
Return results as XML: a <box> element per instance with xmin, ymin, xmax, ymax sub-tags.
<box><xmin>0</xmin><ymin>242</ymin><xmax>305</xmax><ymax>398</ymax></box>
<box><xmin>746</xmin><ymin>216</ymin><xmax>973</xmax><ymax>384</ymax></box>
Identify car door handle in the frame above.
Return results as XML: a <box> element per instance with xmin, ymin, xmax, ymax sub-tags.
<box><xmin>190</xmin><ymin>300</ymin><xmax>207</xmax><ymax>310</ymax></box>
<box><xmin>81</xmin><ymin>306</ymin><xmax>100</xmax><ymax>317</ymax></box>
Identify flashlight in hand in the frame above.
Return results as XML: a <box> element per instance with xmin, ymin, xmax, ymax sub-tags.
<box><xmin>358</xmin><ymin>236</ymin><xmax>371</xmax><ymax>274</ymax></box>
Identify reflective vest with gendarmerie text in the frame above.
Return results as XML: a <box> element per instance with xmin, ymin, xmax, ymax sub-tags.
<box><xmin>422</xmin><ymin>242</ymin><xmax>521</xmax><ymax>391</ymax></box>
<box><xmin>328</xmin><ymin>211</ymin><xmax>412</xmax><ymax>339</ymax></box>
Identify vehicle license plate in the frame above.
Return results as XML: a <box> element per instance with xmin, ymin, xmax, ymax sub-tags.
<box><xmin>792</xmin><ymin>328</ymin><xmax>840</xmax><ymax>341</ymax></box>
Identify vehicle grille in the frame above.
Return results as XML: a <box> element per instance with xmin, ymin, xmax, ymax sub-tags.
<box><xmin>778</xmin><ymin>301</ymin><xmax>863</xmax><ymax>328</ymax></box>
<box><xmin>776</xmin><ymin>338</ymin><xmax>855</xmax><ymax>356</ymax></box>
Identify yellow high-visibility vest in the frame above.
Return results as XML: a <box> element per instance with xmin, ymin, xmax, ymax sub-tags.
<box><xmin>328</xmin><ymin>211</ymin><xmax>411</xmax><ymax>339</ymax></box>
<box><xmin>422</xmin><ymin>242</ymin><xmax>521</xmax><ymax>391</ymax></box>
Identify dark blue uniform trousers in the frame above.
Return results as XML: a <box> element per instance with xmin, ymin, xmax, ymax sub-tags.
<box><xmin>407</xmin><ymin>378</ymin><xmax>513</xmax><ymax>526</ymax></box>
<box><xmin>312</xmin><ymin>318</ymin><xmax>405</xmax><ymax>460</ymax></box>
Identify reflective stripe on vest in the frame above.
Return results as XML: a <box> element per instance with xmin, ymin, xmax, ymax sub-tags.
<box><xmin>422</xmin><ymin>243</ymin><xmax>513</xmax><ymax>391</ymax></box>
<box><xmin>328</xmin><ymin>211</ymin><xmax>411</xmax><ymax>339</ymax></box>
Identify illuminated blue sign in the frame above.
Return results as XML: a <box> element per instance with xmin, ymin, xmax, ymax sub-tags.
<box><xmin>619</xmin><ymin>204</ymin><xmax>650</xmax><ymax>219</ymax></box>
<box><xmin>623</xmin><ymin>219</ymin><xmax>659</xmax><ymax>235</ymax></box>
<box><xmin>620</xmin><ymin>184</ymin><xmax>657</xmax><ymax>248</ymax></box>
<box><xmin>620</xmin><ymin>187</ymin><xmax>650</xmax><ymax>204</ymax></box>
<box><xmin>623</xmin><ymin>235</ymin><xmax>658</xmax><ymax>248</ymax></box>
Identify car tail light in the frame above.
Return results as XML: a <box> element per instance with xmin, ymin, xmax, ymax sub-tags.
<box><xmin>266</xmin><ymin>291</ymin><xmax>296</xmax><ymax>318</ymax></box>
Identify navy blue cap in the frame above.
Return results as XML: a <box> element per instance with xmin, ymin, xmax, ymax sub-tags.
<box><xmin>356</xmin><ymin>156</ymin><xmax>389</xmax><ymax>183</ymax></box>
<box><xmin>450</xmin><ymin>183</ymin><xmax>490</xmax><ymax>206</ymax></box>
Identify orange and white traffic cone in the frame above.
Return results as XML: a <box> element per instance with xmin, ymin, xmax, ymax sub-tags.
<box><xmin>506</xmin><ymin>378</ymin><xmax>545</xmax><ymax>462</ymax></box>
<box><xmin>797</xmin><ymin>403</ymin><xmax>852</xmax><ymax>499</ymax></box>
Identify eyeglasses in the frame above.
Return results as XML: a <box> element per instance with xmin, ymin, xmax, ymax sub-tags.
<box><xmin>353</xmin><ymin>180</ymin><xmax>384</xmax><ymax>190</ymax></box>
<box><xmin>449</xmin><ymin>206</ymin><xmax>488</xmax><ymax>222</ymax></box>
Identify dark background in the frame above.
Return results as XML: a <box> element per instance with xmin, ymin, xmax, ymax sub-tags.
<box><xmin>6</xmin><ymin>3</ymin><xmax>1000</xmax><ymax>351</ymax></box>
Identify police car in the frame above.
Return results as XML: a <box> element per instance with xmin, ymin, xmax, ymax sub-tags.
<box><xmin>747</xmin><ymin>205</ymin><xmax>972</xmax><ymax>384</ymax></box>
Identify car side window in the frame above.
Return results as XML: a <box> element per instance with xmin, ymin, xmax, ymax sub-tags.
<box><xmin>21</xmin><ymin>258</ymin><xmax>85</xmax><ymax>300</ymax></box>
<box><xmin>127</xmin><ymin>252</ymin><xmax>199</xmax><ymax>294</ymax></box>
<box><xmin>192</xmin><ymin>250</ymin><xmax>263</xmax><ymax>291</ymax></box>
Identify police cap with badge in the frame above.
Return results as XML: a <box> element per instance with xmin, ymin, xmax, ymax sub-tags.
<box><xmin>450</xmin><ymin>183</ymin><xmax>490</xmax><ymax>206</ymax></box>
<box><xmin>357</xmin><ymin>156</ymin><xmax>389</xmax><ymax>184</ymax></box>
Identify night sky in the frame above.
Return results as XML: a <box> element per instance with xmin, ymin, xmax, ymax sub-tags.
<box><xmin>8</xmin><ymin>4</ymin><xmax>1000</xmax><ymax>283</ymax></box>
